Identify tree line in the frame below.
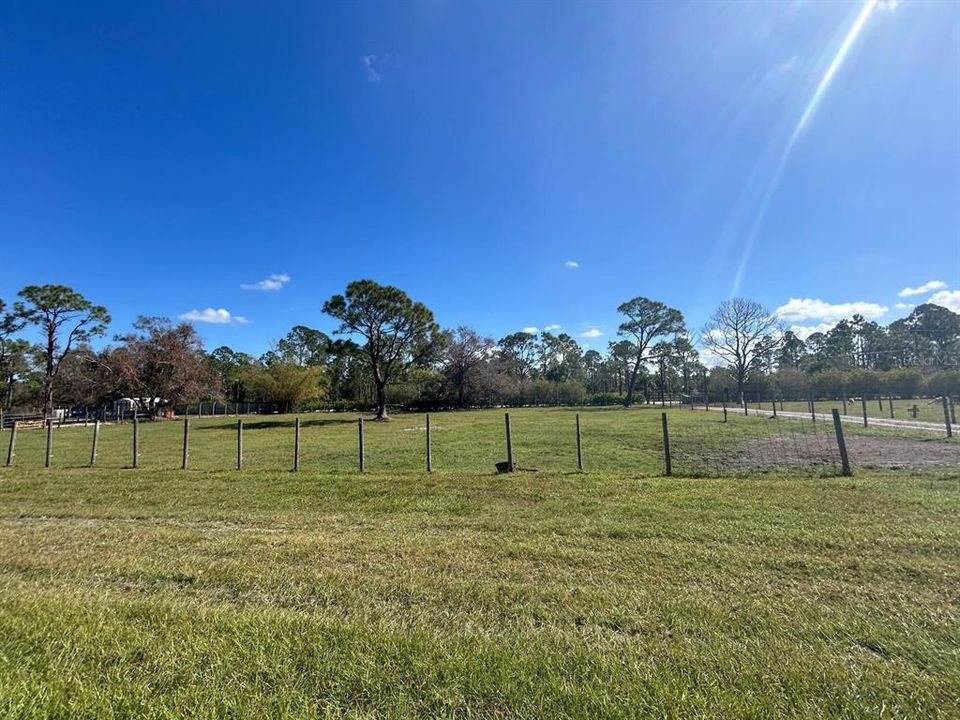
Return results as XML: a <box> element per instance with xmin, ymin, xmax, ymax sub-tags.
<box><xmin>1</xmin><ymin>281</ymin><xmax>958</xmax><ymax>421</ymax></box>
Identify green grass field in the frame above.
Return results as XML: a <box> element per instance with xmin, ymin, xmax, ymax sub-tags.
<box><xmin>1</xmin><ymin>408</ymin><xmax>958</xmax><ymax>717</ymax></box>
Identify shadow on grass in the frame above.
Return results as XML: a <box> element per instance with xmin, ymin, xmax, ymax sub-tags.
<box><xmin>194</xmin><ymin>417</ymin><xmax>358</xmax><ymax>431</ymax></box>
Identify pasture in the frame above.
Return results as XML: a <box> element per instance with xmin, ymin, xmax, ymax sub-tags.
<box><xmin>1</xmin><ymin>407</ymin><xmax>958</xmax><ymax>718</ymax></box>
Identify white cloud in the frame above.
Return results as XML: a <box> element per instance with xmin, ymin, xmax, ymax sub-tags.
<box><xmin>179</xmin><ymin>308</ymin><xmax>249</xmax><ymax>325</ymax></box>
<box><xmin>893</xmin><ymin>302</ymin><xmax>913</xmax><ymax>310</ymax></box>
<box><xmin>564</xmin><ymin>260</ymin><xmax>579</xmax><ymax>269</ymax></box>
<box><xmin>774</xmin><ymin>55</ymin><xmax>798</xmax><ymax>74</ymax></box>
<box><xmin>362</xmin><ymin>55</ymin><xmax>382</xmax><ymax>83</ymax></box>
<box><xmin>788</xmin><ymin>323</ymin><xmax>837</xmax><ymax>341</ymax></box>
<box><xmin>579</xmin><ymin>328</ymin><xmax>603</xmax><ymax>338</ymax></box>
<box><xmin>898</xmin><ymin>280</ymin><xmax>947</xmax><ymax>297</ymax></box>
<box><xmin>877</xmin><ymin>0</ymin><xmax>899</xmax><ymax>11</ymax></box>
<box><xmin>930</xmin><ymin>290</ymin><xmax>960</xmax><ymax>313</ymax></box>
<box><xmin>241</xmin><ymin>273</ymin><xmax>290</xmax><ymax>292</ymax></box>
<box><xmin>774</xmin><ymin>297</ymin><xmax>888</xmax><ymax>322</ymax></box>
<box><xmin>521</xmin><ymin>326</ymin><xmax>538</xmax><ymax>334</ymax></box>
<box><xmin>544</xmin><ymin>324</ymin><xmax>562</xmax><ymax>332</ymax></box>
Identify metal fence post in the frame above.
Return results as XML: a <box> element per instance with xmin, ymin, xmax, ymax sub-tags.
<box><xmin>45</xmin><ymin>419</ymin><xmax>53</xmax><ymax>468</ymax></box>
<box><xmin>943</xmin><ymin>396</ymin><xmax>953</xmax><ymax>438</ymax></box>
<box><xmin>504</xmin><ymin>413</ymin><xmax>514</xmax><ymax>472</ymax></box>
<box><xmin>831</xmin><ymin>409</ymin><xmax>852</xmax><ymax>476</ymax></box>
<box><xmin>661</xmin><ymin>412</ymin><xmax>672</xmax><ymax>476</ymax></box>
<box><xmin>293</xmin><ymin>417</ymin><xmax>300</xmax><ymax>472</ymax></box>
<box><xmin>90</xmin><ymin>420</ymin><xmax>100</xmax><ymax>467</ymax></box>
<box><xmin>575</xmin><ymin>413</ymin><xmax>583</xmax><ymax>471</ymax></box>
<box><xmin>6</xmin><ymin>421</ymin><xmax>17</xmax><ymax>467</ymax></box>
<box><xmin>237</xmin><ymin>419</ymin><xmax>243</xmax><ymax>469</ymax></box>
<box><xmin>425</xmin><ymin>414</ymin><xmax>432</xmax><ymax>473</ymax></box>
<box><xmin>182</xmin><ymin>418</ymin><xmax>190</xmax><ymax>469</ymax></box>
<box><xmin>132</xmin><ymin>417</ymin><xmax>140</xmax><ymax>468</ymax></box>
<box><xmin>358</xmin><ymin>417</ymin><xmax>365</xmax><ymax>472</ymax></box>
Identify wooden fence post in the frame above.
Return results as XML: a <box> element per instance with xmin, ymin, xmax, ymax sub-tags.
<box><xmin>950</xmin><ymin>397</ymin><xmax>956</xmax><ymax>426</ymax></box>
<box><xmin>661</xmin><ymin>412</ymin><xmax>672</xmax><ymax>476</ymax></box>
<box><xmin>842</xmin><ymin>397</ymin><xmax>847</xmax><ymax>415</ymax></box>
<box><xmin>293</xmin><ymin>417</ymin><xmax>300</xmax><ymax>472</ymax></box>
<box><xmin>889</xmin><ymin>396</ymin><xmax>894</xmax><ymax>419</ymax></box>
<box><xmin>943</xmin><ymin>396</ymin><xmax>953</xmax><ymax>438</ymax></box>
<box><xmin>722</xmin><ymin>400</ymin><xmax>728</xmax><ymax>423</ymax></box>
<box><xmin>358</xmin><ymin>417</ymin><xmax>365</xmax><ymax>472</ymax></box>
<box><xmin>182</xmin><ymin>418</ymin><xmax>190</xmax><ymax>469</ymax></box>
<box><xmin>861</xmin><ymin>397</ymin><xmax>868</xmax><ymax>427</ymax></box>
<box><xmin>237</xmin><ymin>419</ymin><xmax>243</xmax><ymax>469</ymax></box>
<box><xmin>45</xmin><ymin>419</ymin><xmax>53</xmax><ymax>468</ymax></box>
<box><xmin>575</xmin><ymin>413</ymin><xmax>583</xmax><ymax>471</ymax></box>
<box><xmin>90</xmin><ymin>420</ymin><xmax>100</xmax><ymax>467</ymax></box>
<box><xmin>6</xmin><ymin>421</ymin><xmax>17</xmax><ymax>467</ymax></box>
<box><xmin>132</xmin><ymin>417</ymin><xmax>140</xmax><ymax>468</ymax></box>
<box><xmin>425</xmin><ymin>414</ymin><xmax>432</xmax><ymax>473</ymax></box>
<box><xmin>772</xmin><ymin>400</ymin><xmax>777</xmax><ymax>418</ymax></box>
<box><xmin>810</xmin><ymin>396</ymin><xmax>816</xmax><ymax>422</ymax></box>
<box><xmin>831</xmin><ymin>409</ymin><xmax>852</xmax><ymax>477</ymax></box>
<box><xmin>504</xmin><ymin>412</ymin><xmax>514</xmax><ymax>472</ymax></box>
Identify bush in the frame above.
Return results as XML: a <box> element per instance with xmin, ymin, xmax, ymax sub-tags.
<box><xmin>300</xmin><ymin>399</ymin><xmax>370</xmax><ymax>413</ymax></box>
<box><xmin>587</xmin><ymin>393</ymin><xmax>628</xmax><ymax>406</ymax></box>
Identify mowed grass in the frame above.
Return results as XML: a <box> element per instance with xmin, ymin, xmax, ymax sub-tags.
<box><xmin>0</xmin><ymin>408</ymin><xmax>958</xmax><ymax>718</ymax></box>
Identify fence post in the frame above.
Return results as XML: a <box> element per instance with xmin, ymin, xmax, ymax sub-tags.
<box><xmin>889</xmin><ymin>396</ymin><xmax>894</xmax><ymax>419</ymax></box>
<box><xmin>504</xmin><ymin>412</ymin><xmax>514</xmax><ymax>472</ymax></box>
<box><xmin>132</xmin><ymin>417</ymin><xmax>140</xmax><ymax>468</ymax></box>
<box><xmin>950</xmin><ymin>396</ymin><xmax>956</xmax><ymax>426</ymax></box>
<box><xmin>425</xmin><ymin>414</ymin><xmax>432</xmax><ymax>473</ymax></box>
<box><xmin>6</xmin><ymin>421</ymin><xmax>17</xmax><ymax>466</ymax></box>
<box><xmin>771</xmin><ymin>400</ymin><xmax>777</xmax><ymax>418</ymax></box>
<box><xmin>358</xmin><ymin>417</ymin><xmax>365</xmax><ymax>472</ymax></box>
<box><xmin>293</xmin><ymin>417</ymin><xmax>300</xmax><ymax>472</ymax></box>
<box><xmin>722</xmin><ymin>400</ymin><xmax>728</xmax><ymax>423</ymax></box>
<box><xmin>861</xmin><ymin>397</ymin><xmax>868</xmax><ymax>427</ymax></box>
<box><xmin>237</xmin><ymin>419</ymin><xmax>243</xmax><ymax>469</ymax></box>
<box><xmin>810</xmin><ymin>396</ymin><xmax>816</xmax><ymax>422</ymax></box>
<box><xmin>90</xmin><ymin>420</ymin><xmax>100</xmax><ymax>467</ymax></box>
<box><xmin>661</xmin><ymin>412</ymin><xmax>672</xmax><ymax>476</ymax></box>
<box><xmin>45</xmin><ymin>419</ymin><xmax>53</xmax><ymax>468</ymax></box>
<box><xmin>943</xmin><ymin>397</ymin><xmax>953</xmax><ymax>438</ymax></box>
<box><xmin>842</xmin><ymin>397</ymin><xmax>847</xmax><ymax>415</ymax></box>
<box><xmin>831</xmin><ymin>409</ymin><xmax>852</xmax><ymax>477</ymax></box>
<box><xmin>182</xmin><ymin>418</ymin><xmax>190</xmax><ymax>469</ymax></box>
<box><xmin>575</xmin><ymin>413</ymin><xmax>583</xmax><ymax>471</ymax></box>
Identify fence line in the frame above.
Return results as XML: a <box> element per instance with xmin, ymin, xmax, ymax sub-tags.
<box><xmin>2</xmin><ymin>408</ymin><xmax>957</xmax><ymax>476</ymax></box>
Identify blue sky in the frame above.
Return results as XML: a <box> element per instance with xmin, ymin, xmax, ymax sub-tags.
<box><xmin>2</xmin><ymin>0</ymin><xmax>958</xmax><ymax>356</ymax></box>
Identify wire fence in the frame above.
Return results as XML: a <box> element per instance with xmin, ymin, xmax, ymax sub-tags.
<box><xmin>2</xmin><ymin>408</ymin><xmax>957</xmax><ymax>477</ymax></box>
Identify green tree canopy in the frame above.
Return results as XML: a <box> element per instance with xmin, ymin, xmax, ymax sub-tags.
<box><xmin>323</xmin><ymin>280</ymin><xmax>437</xmax><ymax>420</ymax></box>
